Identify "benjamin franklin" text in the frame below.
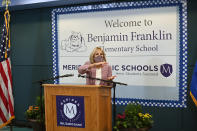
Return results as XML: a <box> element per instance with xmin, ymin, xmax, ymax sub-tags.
<box><xmin>87</xmin><ymin>30</ymin><xmax>172</xmax><ymax>44</ymax></box>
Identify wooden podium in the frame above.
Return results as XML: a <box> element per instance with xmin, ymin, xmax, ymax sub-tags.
<box><xmin>42</xmin><ymin>84</ymin><xmax>112</xmax><ymax>131</ymax></box>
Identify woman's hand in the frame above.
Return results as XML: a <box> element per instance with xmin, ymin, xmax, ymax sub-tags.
<box><xmin>107</xmin><ymin>76</ymin><xmax>116</xmax><ymax>81</ymax></box>
<box><xmin>89</xmin><ymin>62</ymin><xmax>107</xmax><ymax>69</ymax></box>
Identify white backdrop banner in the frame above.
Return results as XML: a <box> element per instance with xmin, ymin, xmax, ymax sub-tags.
<box><xmin>52</xmin><ymin>0</ymin><xmax>187</xmax><ymax>107</ymax></box>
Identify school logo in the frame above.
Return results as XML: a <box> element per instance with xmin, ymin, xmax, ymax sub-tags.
<box><xmin>56</xmin><ymin>95</ymin><xmax>85</xmax><ymax>128</ymax></box>
<box><xmin>61</xmin><ymin>31</ymin><xmax>87</xmax><ymax>52</ymax></box>
<box><xmin>64</xmin><ymin>103</ymin><xmax>77</xmax><ymax>119</ymax></box>
<box><xmin>160</xmin><ymin>63</ymin><xmax>173</xmax><ymax>77</ymax></box>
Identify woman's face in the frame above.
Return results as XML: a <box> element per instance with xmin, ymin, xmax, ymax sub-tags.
<box><xmin>94</xmin><ymin>49</ymin><xmax>103</xmax><ymax>58</ymax></box>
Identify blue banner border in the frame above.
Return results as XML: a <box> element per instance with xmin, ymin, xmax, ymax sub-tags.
<box><xmin>52</xmin><ymin>0</ymin><xmax>187</xmax><ymax>108</ymax></box>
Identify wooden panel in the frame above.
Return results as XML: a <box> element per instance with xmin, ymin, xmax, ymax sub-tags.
<box><xmin>43</xmin><ymin>84</ymin><xmax>112</xmax><ymax>131</ymax></box>
<box><xmin>98</xmin><ymin>88</ymin><xmax>112</xmax><ymax>131</ymax></box>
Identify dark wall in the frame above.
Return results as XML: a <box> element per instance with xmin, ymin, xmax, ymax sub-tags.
<box><xmin>8</xmin><ymin>0</ymin><xmax>197</xmax><ymax>130</ymax></box>
<box><xmin>10</xmin><ymin>8</ymin><xmax>53</xmax><ymax>120</ymax></box>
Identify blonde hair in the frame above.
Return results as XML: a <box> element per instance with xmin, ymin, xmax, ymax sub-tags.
<box><xmin>89</xmin><ymin>47</ymin><xmax>106</xmax><ymax>64</ymax></box>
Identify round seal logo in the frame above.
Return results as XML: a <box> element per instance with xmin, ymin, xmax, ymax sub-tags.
<box><xmin>56</xmin><ymin>95</ymin><xmax>85</xmax><ymax>128</ymax></box>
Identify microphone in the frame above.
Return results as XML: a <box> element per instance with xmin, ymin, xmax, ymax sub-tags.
<box><xmin>78</xmin><ymin>74</ymin><xmax>127</xmax><ymax>86</ymax></box>
<box><xmin>59</xmin><ymin>74</ymin><xmax>74</xmax><ymax>78</ymax></box>
<box><xmin>78</xmin><ymin>74</ymin><xmax>110</xmax><ymax>83</ymax></box>
<box><xmin>33</xmin><ymin>74</ymin><xmax>74</xmax><ymax>84</ymax></box>
<box><xmin>78</xmin><ymin>74</ymin><xmax>85</xmax><ymax>78</ymax></box>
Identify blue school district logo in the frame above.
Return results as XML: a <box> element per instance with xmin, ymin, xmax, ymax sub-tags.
<box><xmin>63</xmin><ymin>103</ymin><xmax>77</xmax><ymax>119</ymax></box>
<box><xmin>56</xmin><ymin>95</ymin><xmax>85</xmax><ymax>128</ymax></box>
<box><xmin>160</xmin><ymin>63</ymin><xmax>173</xmax><ymax>77</ymax></box>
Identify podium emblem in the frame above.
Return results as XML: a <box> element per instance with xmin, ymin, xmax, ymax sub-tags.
<box><xmin>56</xmin><ymin>95</ymin><xmax>85</xmax><ymax>128</ymax></box>
<box><xmin>63</xmin><ymin>103</ymin><xmax>77</xmax><ymax>119</ymax></box>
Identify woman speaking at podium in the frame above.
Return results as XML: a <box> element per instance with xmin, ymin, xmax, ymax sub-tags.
<box><xmin>78</xmin><ymin>47</ymin><xmax>116</xmax><ymax>86</ymax></box>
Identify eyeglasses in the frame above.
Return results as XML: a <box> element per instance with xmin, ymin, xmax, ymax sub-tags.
<box><xmin>95</xmin><ymin>53</ymin><xmax>103</xmax><ymax>56</ymax></box>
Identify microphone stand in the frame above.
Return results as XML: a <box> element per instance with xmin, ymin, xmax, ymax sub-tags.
<box><xmin>34</xmin><ymin>74</ymin><xmax>74</xmax><ymax>131</ymax></box>
<box><xmin>78</xmin><ymin>74</ymin><xmax>127</xmax><ymax>126</ymax></box>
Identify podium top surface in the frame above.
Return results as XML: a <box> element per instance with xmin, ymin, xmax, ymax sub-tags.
<box><xmin>42</xmin><ymin>84</ymin><xmax>112</xmax><ymax>89</ymax></box>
